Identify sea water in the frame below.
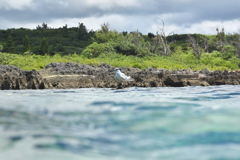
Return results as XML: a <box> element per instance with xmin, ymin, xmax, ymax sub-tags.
<box><xmin>0</xmin><ymin>85</ymin><xmax>240</xmax><ymax>160</ymax></box>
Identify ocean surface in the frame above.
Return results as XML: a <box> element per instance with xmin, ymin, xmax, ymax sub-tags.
<box><xmin>0</xmin><ymin>85</ymin><xmax>240</xmax><ymax>160</ymax></box>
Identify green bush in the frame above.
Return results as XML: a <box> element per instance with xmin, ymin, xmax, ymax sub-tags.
<box><xmin>221</xmin><ymin>45</ymin><xmax>236</xmax><ymax>60</ymax></box>
<box><xmin>81</xmin><ymin>42</ymin><xmax>115</xmax><ymax>58</ymax></box>
<box><xmin>94</xmin><ymin>30</ymin><xmax>122</xmax><ymax>43</ymax></box>
<box><xmin>132</xmin><ymin>63</ymin><xmax>142</xmax><ymax>69</ymax></box>
<box><xmin>0</xmin><ymin>50</ymin><xmax>239</xmax><ymax>71</ymax></box>
<box><xmin>114</xmin><ymin>40</ymin><xmax>150</xmax><ymax>57</ymax></box>
<box><xmin>0</xmin><ymin>52</ymin><xmax>18</xmax><ymax>64</ymax></box>
<box><xmin>92</xmin><ymin>28</ymin><xmax>151</xmax><ymax>57</ymax></box>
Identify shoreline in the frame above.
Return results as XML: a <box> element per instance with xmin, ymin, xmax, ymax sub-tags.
<box><xmin>1</xmin><ymin>62</ymin><xmax>240</xmax><ymax>90</ymax></box>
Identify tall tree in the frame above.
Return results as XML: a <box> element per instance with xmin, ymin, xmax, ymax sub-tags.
<box><xmin>101</xmin><ymin>23</ymin><xmax>110</xmax><ymax>33</ymax></box>
<box><xmin>36</xmin><ymin>22</ymin><xmax>49</xmax><ymax>30</ymax></box>
<box><xmin>215</xmin><ymin>27</ymin><xmax>226</xmax><ymax>52</ymax></box>
<box><xmin>122</xmin><ymin>31</ymin><xmax>128</xmax><ymax>36</ymax></box>
<box><xmin>23</xmin><ymin>35</ymin><xmax>30</xmax><ymax>52</ymax></box>
<box><xmin>42</xmin><ymin>23</ymin><xmax>48</xmax><ymax>30</ymax></box>
<box><xmin>187</xmin><ymin>35</ymin><xmax>203</xmax><ymax>59</ymax></box>
<box><xmin>39</xmin><ymin>38</ymin><xmax>49</xmax><ymax>55</ymax></box>
<box><xmin>151</xmin><ymin>20</ymin><xmax>172</xmax><ymax>56</ymax></box>
<box><xmin>62</xmin><ymin>24</ymin><xmax>68</xmax><ymax>37</ymax></box>
<box><xmin>3</xmin><ymin>35</ymin><xmax>15</xmax><ymax>53</ymax></box>
<box><xmin>216</xmin><ymin>28</ymin><xmax>226</xmax><ymax>43</ymax></box>
<box><xmin>157</xmin><ymin>20</ymin><xmax>172</xmax><ymax>56</ymax></box>
<box><xmin>148</xmin><ymin>32</ymin><xmax>155</xmax><ymax>39</ymax></box>
<box><xmin>77</xmin><ymin>23</ymin><xmax>88</xmax><ymax>41</ymax></box>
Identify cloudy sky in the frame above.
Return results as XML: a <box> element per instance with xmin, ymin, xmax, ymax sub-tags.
<box><xmin>1</xmin><ymin>0</ymin><xmax>240</xmax><ymax>35</ymax></box>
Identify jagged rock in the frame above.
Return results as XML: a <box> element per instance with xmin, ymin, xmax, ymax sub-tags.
<box><xmin>1</xmin><ymin>63</ymin><xmax>240</xmax><ymax>90</ymax></box>
<box><xmin>200</xmin><ymin>69</ymin><xmax>212</xmax><ymax>75</ymax></box>
<box><xmin>0</xmin><ymin>65</ymin><xmax>49</xmax><ymax>90</ymax></box>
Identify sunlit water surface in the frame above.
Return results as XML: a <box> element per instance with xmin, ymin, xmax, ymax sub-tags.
<box><xmin>1</xmin><ymin>85</ymin><xmax>240</xmax><ymax>160</ymax></box>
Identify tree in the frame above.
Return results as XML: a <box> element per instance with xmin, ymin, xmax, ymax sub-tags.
<box><xmin>148</xmin><ymin>32</ymin><xmax>155</xmax><ymax>39</ymax></box>
<box><xmin>129</xmin><ymin>31</ymin><xmax>142</xmax><ymax>47</ymax></box>
<box><xmin>221</xmin><ymin>45</ymin><xmax>236</xmax><ymax>60</ymax></box>
<box><xmin>201</xmin><ymin>35</ymin><xmax>209</xmax><ymax>53</ymax></box>
<box><xmin>23</xmin><ymin>35</ymin><xmax>30</xmax><ymax>52</ymax></box>
<box><xmin>82</xmin><ymin>42</ymin><xmax>115</xmax><ymax>58</ymax></box>
<box><xmin>62</xmin><ymin>24</ymin><xmax>68</xmax><ymax>37</ymax></box>
<box><xmin>101</xmin><ymin>23</ymin><xmax>110</xmax><ymax>33</ymax></box>
<box><xmin>157</xmin><ymin>20</ymin><xmax>172</xmax><ymax>56</ymax></box>
<box><xmin>93</xmin><ymin>23</ymin><xmax>121</xmax><ymax>43</ymax></box>
<box><xmin>3</xmin><ymin>35</ymin><xmax>15</xmax><ymax>53</ymax></box>
<box><xmin>117</xmin><ymin>31</ymin><xmax>150</xmax><ymax>57</ymax></box>
<box><xmin>0</xmin><ymin>44</ymin><xmax>3</xmax><ymax>52</ymax></box>
<box><xmin>36</xmin><ymin>23</ymin><xmax>49</xmax><ymax>30</ymax></box>
<box><xmin>77</xmin><ymin>23</ymin><xmax>89</xmax><ymax>41</ymax></box>
<box><xmin>216</xmin><ymin>28</ymin><xmax>226</xmax><ymax>43</ymax></box>
<box><xmin>230</xmin><ymin>33</ymin><xmax>240</xmax><ymax>58</ymax></box>
<box><xmin>187</xmin><ymin>34</ymin><xmax>203</xmax><ymax>59</ymax></box>
<box><xmin>215</xmin><ymin>27</ymin><xmax>226</xmax><ymax>52</ymax></box>
<box><xmin>122</xmin><ymin>31</ymin><xmax>128</xmax><ymax>36</ymax></box>
<box><xmin>150</xmin><ymin>20</ymin><xmax>172</xmax><ymax>56</ymax></box>
<box><xmin>39</xmin><ymin>38</ymin><xmax>49</xmax><ymax>55</ymax></box>
<box><xmin>42</xmin><ymin>23</ymin><xmax>48</xmax><ymax>30</ymax></box>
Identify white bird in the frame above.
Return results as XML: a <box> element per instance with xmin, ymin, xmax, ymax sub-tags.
<box><xmin>114</xmin><ymin>68</ymin><xmax>134</xmax><ymax>83</ymax></box>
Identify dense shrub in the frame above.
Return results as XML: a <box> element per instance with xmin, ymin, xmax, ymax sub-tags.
<box><xmin>0</xmin><ymin>51</ymin><xmax>239</xmax><ymax>71</ymax></box>
<box><xmin>81</xmin><ymin>42</ymin><xmax>115</xmax><ymax>58</ymax></box>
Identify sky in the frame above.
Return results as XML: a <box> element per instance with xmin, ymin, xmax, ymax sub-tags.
<box><xmin>1</xmin><ymin>0</ymin><xmax>240</xmax><ymax>35</ymax></box>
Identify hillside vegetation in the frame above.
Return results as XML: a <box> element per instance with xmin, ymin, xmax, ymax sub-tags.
<box><xmin>0</xmin><ymin>23</ymin><xmax>240</xmax><ymax>71</ymax></box>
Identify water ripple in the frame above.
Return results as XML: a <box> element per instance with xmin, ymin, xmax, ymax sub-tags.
<box><xmin>1</xmin><ymin>86</ymin><xmax>240</xmax><ymax>160</ymax></box>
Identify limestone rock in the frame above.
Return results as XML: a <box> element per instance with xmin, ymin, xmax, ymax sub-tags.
<box><xmin>1</xmin><ymin>63</ymin><xmax>240</xmax><ymax>90</ymax></box>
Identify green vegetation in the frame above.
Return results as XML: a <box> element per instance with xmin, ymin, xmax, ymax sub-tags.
<box><xmin>0</xmin><ymin>23</ymin><xmax>240</xmax><ymax>71</ymax></box>
<box><xmin>0</xmin><ymin>23</ymin><xmax>94</xmax><ymax>55</ymax></box>
<box><xmin>1</xmin><ymin>51</ymin><xmax>239</xmax><ymax>71</ymax></box>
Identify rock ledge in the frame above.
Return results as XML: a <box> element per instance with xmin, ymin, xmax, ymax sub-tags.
<box><xmin>1</xmin><ymin>63</ymin><xmax>240</xmax><ymax>90</ymax></box>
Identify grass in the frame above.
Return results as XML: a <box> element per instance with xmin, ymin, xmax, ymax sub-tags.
<box><xmin>0</xmin><ymin>51</ymin><xmax>240</xmax><ymax>71</ymax></box>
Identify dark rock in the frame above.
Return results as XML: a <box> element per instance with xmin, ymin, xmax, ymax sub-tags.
<box><xmin>1</xmin><ymin>63</ymin><xmax>240</xmax><ymax>90</ymax></box>
<box><xmin>0</xmin><ymin>65</ymin><xmax>47</xmax><ymax>90</ymax></box>
<box><xmin>200</xmin><ymin>69</ymin><xmax>212</xmax><ymax>75</ymax></box>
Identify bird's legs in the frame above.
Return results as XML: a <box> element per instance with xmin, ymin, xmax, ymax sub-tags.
<box><xmin>117</xmin><ymin>83</ymin><xmax>124</xmax><ymax>89</ymax></box>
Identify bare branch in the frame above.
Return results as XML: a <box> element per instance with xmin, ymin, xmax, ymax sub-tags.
<box><xmin>187</xmin><ymin>35</ymin><xmax>203</xmax><ymax>59</ymax></box>
<box><xmin>157</xmin><ymin>19</ymin><xmax>171</xmax><ymax>56</ymax></box>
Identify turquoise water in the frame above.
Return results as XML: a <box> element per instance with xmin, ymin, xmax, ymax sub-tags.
<box><xmin>0</xmin><ymin>86</ymin><xmax>240</xmax><ymax>160</ymax></box>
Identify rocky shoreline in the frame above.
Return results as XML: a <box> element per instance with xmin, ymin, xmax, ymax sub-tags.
<box><xmin>1</xmin><ymin>62</ymin><xmax>240</xmax><ymax>90</ymax></box>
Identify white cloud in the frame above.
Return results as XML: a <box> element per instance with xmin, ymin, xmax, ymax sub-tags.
<box><xmin>182</xmin><ymin>20</ymin><xmax>240</xmax><ymax>35</ymax></box>
<box><xmin>149</xmin><ymin>19</ymin><xmax>240</xmax><ymax>35</ymax></box>
<box><xmin>47</xmin><ymin>15</ymin><xmax>131</xmax><ymax>31</ymax></box>
<box><xmin>1</xmin><ymin>0</ymin><xmax>240</xmax><ymax>35</ymax></box>
<box><xmin>0</xmin><ymin>0</ymin><xmax>33</xmax><ymax>10</ymax></box>
<box><xmin>6</xmin><ymin>14</ymin><xmax>239</xmax><ymax>36</ymax></box>
<box><xmin>85</xmin><ymin>0</ymin><xmax>139</xmax><ymax>10</ymax></box>
<box><xmin>43</xmin><ymin>0</ymin><xmax>69</xmax><ymax>8</ymax></box>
